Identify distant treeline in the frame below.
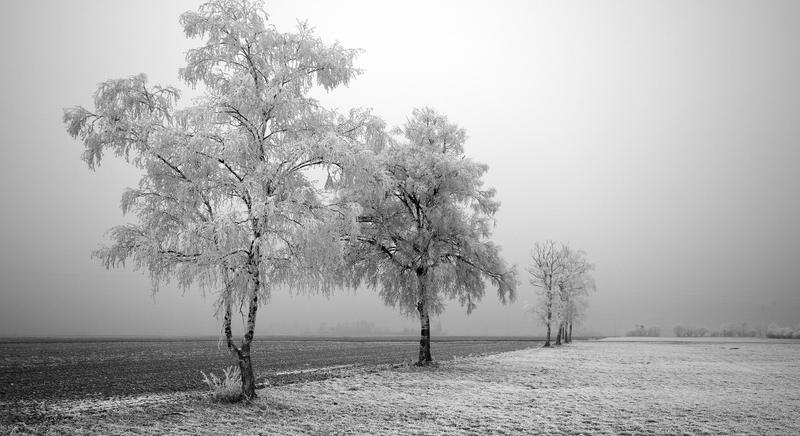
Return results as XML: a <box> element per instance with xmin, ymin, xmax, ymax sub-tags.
<box><xmin>673</xmin><ymin>323</ymin><xmax>759</xmax><ymax>338</ymax></box>
<box><xmin>625</xmin><ymin>325</ymin><xmax>661</xmax><ymax>337</ymax></box>
<box><xmin>316</xmin><ymin>320</ymin><xmax>445</xmax><ymax>337</ymax></box>
<box><xmin>665</xmin><ymin>322</ymin><xmax>799</xmax><ymax>338</ymax></box>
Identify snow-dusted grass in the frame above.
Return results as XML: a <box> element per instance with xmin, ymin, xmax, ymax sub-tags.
<box><xmin>599</xmin><ymin>336</ymin><xmax>800</xmax><ymax>344</ymax></box>
<box><xmin>3</xmin><ymin>340</ymin><xmax>799</xmax><ymax>435</ymax></box>
<box><xmin>200</xmin><ymin>365</ymin><xmax>241</xmax><ymax>403</ymax></box>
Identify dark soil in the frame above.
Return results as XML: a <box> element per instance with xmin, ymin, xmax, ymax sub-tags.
<box><xmin>0</xmin><ymin>338</ymin><xmax>536</xmax><ymax>403</ymax></box>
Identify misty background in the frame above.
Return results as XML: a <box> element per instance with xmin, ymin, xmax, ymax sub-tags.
<box><xmin>1</xmin><ymin>0</ymin><xmax>798</xmax><ymax>337</ymax></box>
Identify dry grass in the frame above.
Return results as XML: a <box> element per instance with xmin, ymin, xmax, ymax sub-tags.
<box><xmin>200</xmin><ymin>365</ymin><xmax>242</xmax><ymax>403</ymax></box>
<box><xmin>3</xmin><ymin>339</ymin><xmax>799</xmax><ymax>435</ymax></box>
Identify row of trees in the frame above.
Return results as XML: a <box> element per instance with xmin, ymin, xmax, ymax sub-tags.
<box><xmin>629</xmin><ymin>324</ymin><xmax>755</xmax><ymax>338</ymax></box>
<box><xmin>527</xmin><ymin>241</ymin><xmax>595</xmax><ymax>346</ymax></box>
<box><xmin>625</xmin><ymin>322</ymin><xmax>790</xmax><ymax>338</ymax></box>
<box><xmin>64</xmin><ymin>0</ymin><xmax>517</xmax><ymax>400</ymax></box>
<box><xmin>675</xmin><ymin>323</ymin><xmax>795</xmax><ymax>338</ymax></box>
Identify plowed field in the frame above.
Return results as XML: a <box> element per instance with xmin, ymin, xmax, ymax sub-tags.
<box><xmin>0</xmin><ymin>337</ymin><xmax>536</xmax><ymax>402</ymax></box>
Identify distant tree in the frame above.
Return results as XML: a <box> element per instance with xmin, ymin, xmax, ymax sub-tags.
<box><xmin>571</xmin><ymin>297</ymin><xmax>590</xmax><ymax>342</ymax></box>
<box><xmin>765</xmin><ymin>322</ymin><xmax>799</xmax><ymax>339</ymax></box>
<box><xmin>554</xmin><ymin>247</ymin><xmax>595</xmax><ymax>344</ymax></box>
<box><xmin>673</xmin><ymin>325</ymin><xmax>709</xmax><ymax>337</ymax></box>
<box><xmin>528</xmin><ymin>240</ymin><xmax>568</xmax><ymax>347</ymax></box>
<box><xmin>560</xmin><ymin>295</ymin><xmax>589</xmax><ymax>343</ymax></box>
<box><xmin>64</xmin><ymin>0</ymin><xmax>378</xmax><ymax>400</ymax></box>
<box><xmin>343</xmin><ymin>108</ymin><xmax>517</xmax><ymax>365</ymax></box>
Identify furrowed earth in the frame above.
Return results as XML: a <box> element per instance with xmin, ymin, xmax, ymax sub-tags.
<box><xmin>2</xmin><ymin>338</ymin><xmax>799</xmax><ymax>435</ymax></box>
<box><xmin>0</xmin><ymin>337</ymin><xmax>534</xmax><ymax>415</ymax></box>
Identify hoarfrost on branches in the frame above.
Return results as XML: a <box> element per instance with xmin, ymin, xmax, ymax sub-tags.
<box><xmin>342</xmin><ymin>107</ymin><xmax>517</xmax><ymax>365</ymax></box>
<box><xmin>63</xmin><ymin>0</ymin><xmax>383</xmax><ymax>400</ymax></box>
<box><xmin>527</xmin><ymin>241</ymin><xmax>594</xmax><ymax>345</ymax></box>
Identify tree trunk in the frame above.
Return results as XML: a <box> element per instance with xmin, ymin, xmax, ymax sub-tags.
<box><xmin>223</xmin><ymin>295</ymin><xmax>238</xmax><ymax>353</ymax></box>
<box><xmin>544</xmin><ymin>299</ymin><xmax>552</xmax><ymax>347</ymax></box>
<box><xmin>416</xmin><ymin>269</ymin><xmax>433</xmax><ymax>365</ymax></box>
<box><xmin>238</xmin><ymin>344</ymin><xmax>256</xmax><ymax>400</ymax></box>
<box><xmin>222</xmin><ymin>274</ymin><xmax>260</xmax><ymax>401</ymax></box>
<box><xmin>544</xmin><ymin>322</ymin><xmax>551</xmax><ymax>346</ymax></box>
<box><xmin>567</xmin><ymin>322</ymin><xmax>573</xmax><ymax>343</ymax></box>
<box><xmin>222</xmin><ymin>295</ymin><xmax>246</xmax><ymax>402</ymax></box>
<box><xmin>555</xmin><ymin>323</ymin><xmax>563</xmax><ymax>346</ymax></box>
<box><xmin>239</xmin><ymin>283</ymin><xmax>259</xmax><ymax>399</ymax></box>
<box><xmin>417</xmin><ymin>302</ymin><xmax>432</xmax><ymax>364</ymax></box>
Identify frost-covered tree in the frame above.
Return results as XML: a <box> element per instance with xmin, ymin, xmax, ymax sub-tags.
<box><xmin>766</xmin><ymin>323</ymin><xmax>800</xmax><ymax>339</ymax></box>
<box><xmin>343</xmin><ymin>108</ymin><xmax>517</xmax><ymax>365</ymax></box>
<box><xmin>528</xmin><ymin>241</ymin><xmax>567</xmax><ymax>347</ymax></box>
<box><xmin>529</xmin><ymin>242</ymin><xmax>594</xmax><ymax>346</ymax></box>
<box><xmin>63</xmin><ymin>0</ymin><xmax>379</xmax><ymax>400</ymax></box>
<box><xmin>561</xmin><ymin>296</ymin><xmax>589</xmax><ymax>343</ymax></box>
<box><xmin>554</xmin><ymin>247</ymin><xmax>594</xmax><ymax>344</ymax></box>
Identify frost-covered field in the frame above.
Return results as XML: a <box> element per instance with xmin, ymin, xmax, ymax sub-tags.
<box><xmin>3</xmin><ymin>339</ymin><xmax>799</xmax><ymax>435</ymax></box>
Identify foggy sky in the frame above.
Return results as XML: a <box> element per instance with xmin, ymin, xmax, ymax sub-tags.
<box><xmin>1</xmin><ymin>0</ymin><xmax>798</xmax><ymax>337</ymax></box>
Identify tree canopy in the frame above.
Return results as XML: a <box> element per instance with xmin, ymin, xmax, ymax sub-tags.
<box><xmin>343</xmin><ymin>107</ymin><xmax>517</xmax><ymax>363</ymax></box>
<box><xmin>64</xmin><ymin>0</ymin><xmax>382</xmax><ymax>398</ymax></box>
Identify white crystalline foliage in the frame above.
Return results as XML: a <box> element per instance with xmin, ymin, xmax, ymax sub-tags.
<box><xmin>64</xmin><ymin>0</ymin><xmax>376</xmax><ymax>300</ymax></box>
<box><xmin>527</xmin><ymin>241</ymin><xmax>594</xmax><ymax>340</ymax></box>
<box><xmin>766</xmin><ymin>322</ymin><xmax>800</xmax><ymax>339</ymax></box>
<box><xmin>63</xmin><ymin>0</ymin><xmax>383</xmax><ymax>398</ymax></box>
<box><xmin>554</xmin><ymin>247</ymin><xmax>594</xmax><ymax>323</ymax></box>
<box><xmin>527</xmin><ymin>241</ymin><xmax>565</xmax><ymax>325</ymax></box>
<box><xmin>342</xmin><ymin>107</ymin><xmax>517</xmax><ymax>319</ymax></box>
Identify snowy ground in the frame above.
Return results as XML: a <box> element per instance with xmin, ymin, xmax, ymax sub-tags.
<box><xmin>3</xmin><ymin>339</ymin><xmax>799</xmax><ymax>435</ymax></box>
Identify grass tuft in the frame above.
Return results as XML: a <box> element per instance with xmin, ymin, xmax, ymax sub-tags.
<box><xmin>201</xmin><ymin>365</ymin><xmax>242</xmax><ymax>403</ymax></box>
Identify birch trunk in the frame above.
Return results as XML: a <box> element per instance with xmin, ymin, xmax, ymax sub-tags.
<box><xmin>239</xmin><ymin>281</ymin><xmax>259</xmax><ymax>399</ymax></box>
<box><xmin>223</xmin><ymin>297</ymin><xmax>238</xmax><ymax>353</ymax></box>
<box><xmin>555</xmin><ymin>323</ymin><xmax>563</xmax><ymax>346</ymax></box>
<box><xmin>238</xmin><ymin>343</ymin><xmax>256</xmax><ymax>400</ymax></box>
<box><xmin>544</xmin><ymin>297</ymin><xmax>552</xmax><ymax>347</ymax></box>
<box><xmin>416</xmin><ymin>269</ymin><xmax>433</xmax><ymax>365</ymax></box>
<box><xmin>221</xmin><ymin>260</ymin><xmax>260</xmax><ymax>401</ymax></box>
<box><xmin>222</xmin><ymin>297</ymin><xmax>245</xmax><ymax>402</ymax></box>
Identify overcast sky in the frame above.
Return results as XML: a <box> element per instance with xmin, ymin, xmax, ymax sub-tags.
<box><xmin>1</xmin><ymin>0</ymin><xmax>798</xmax><ymax>337</ymax></box>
